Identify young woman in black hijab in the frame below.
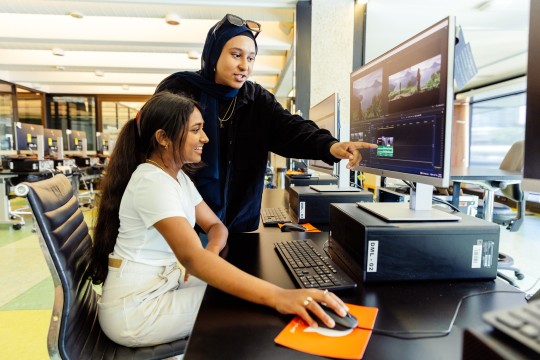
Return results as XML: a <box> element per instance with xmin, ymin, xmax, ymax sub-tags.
<box><xmin>156</xmin><ymin>14</ymin><xmax>377</xmax><ymax>233</ymax></box>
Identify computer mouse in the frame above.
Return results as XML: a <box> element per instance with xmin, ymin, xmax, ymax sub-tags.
<box><xmin>280</xmin><ymin>223</ymin><xmax>307</xmax><ymax>232</ymax></box>
<box><xmin>317</xmin><ymin>303</ymin><xmax>358</xmax><ymax>330</ymax></box>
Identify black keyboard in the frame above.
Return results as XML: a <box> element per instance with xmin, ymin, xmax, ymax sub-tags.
<box><xmin>483</xmin><ymin>300</ymin><xmax>540</xmax><ymax>354</ymax></box>
<box><xmin>261</xmin><ymin>207</ymin><xmax>291</xmax><ymax>226</ymax></box>
<box><xmin>274</xmin><ymin>239</ymin><xmax>357</xmax><ymax>291</ymax></box>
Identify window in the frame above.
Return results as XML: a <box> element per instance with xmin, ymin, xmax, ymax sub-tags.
<box><xmin>469</xmin><ymin>91</ymin><xmax>526</xmax><ymax>168</ymax></box>
<box><xmin>101</xmin><ymin>101</ymin><xmax>142</xmax><ymax>132</ymax></box>
<box><xmin>47</xmin><ymin>96</ymin><xmax>97</xmax><ymax>150</ymax></box>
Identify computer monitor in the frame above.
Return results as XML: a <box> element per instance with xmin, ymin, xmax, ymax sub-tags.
<box><xmin>350</xmin><ymin>17</ymin><xmax>459</xmax><ymax>221</ymax></box>
<box><xmin>66</xmin><ymin>129</ymin><xmax>87</xmax><ymax>155</ymax></box>
<box><xmin>0</xmin><ymin>123</ymin><xmax>15</xmax><ymax>154</ymax></box>
<box><xmin>96</xmin><ymin>131</ymin><xmax>117</xmax><ymax>156</ymax></box>
<box><xmin>14</xmin><ymin>122</ymin><xmax>44</xmax><ymax>157</ymax></box>
<box><xmin>523</xmin><ymin>0</ymin><xmax>540</xmax><ymax>193</ymax></box>
<box><xmin>43</xmin><ymin>128</ymin><xmax>64</xmax><ymax>159</ymax></box>
<box><xmin>308</xmin><ymin>93</ymin><xmax>339</xmax><ymax>177</ymax></box>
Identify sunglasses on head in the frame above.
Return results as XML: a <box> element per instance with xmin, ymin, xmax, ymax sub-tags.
<box><xmin>213</xmin><ymin>14</ymin><xmax>261</xmax><ymax>38</ymax></box>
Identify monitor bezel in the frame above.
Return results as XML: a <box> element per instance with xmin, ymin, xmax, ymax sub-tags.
<box><xmin>350</xmin><ymin>17</ymin><xmax>455</xmax><ymax>188</ymax></box>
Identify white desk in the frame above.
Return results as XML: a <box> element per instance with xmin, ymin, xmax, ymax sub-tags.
<box><xmin>451</xmin><ymin>167</ymin><xmax>522</xmax><ymax>223</ymax></box>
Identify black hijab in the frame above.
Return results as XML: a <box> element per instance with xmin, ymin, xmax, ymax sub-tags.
<box><xmin>175</xmin><ymin>19</ymin><xmax>258</xmax><ymax>218</ymax></box>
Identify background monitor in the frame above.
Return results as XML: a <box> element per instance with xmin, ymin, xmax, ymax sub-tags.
<box><xmin>350</xmin><ymin>17</ymin><xmax>457</xmax><ymax>221</ymax></box>
<box><xmin>523</xmin><ymin>0</ymin><xmax>540</xmax><ymax>194</ymax></box>
<box><xmin>308</xmin><ymin>93</ymin><xmax>339</xmax><ymax>177</ymax></box>
<box><xmin>0</xmin><ymin>123</ymin><xmax>15</xmax><ymax>153</ymax></box>
<box><xmin>15</xmin><ymin>122</ymin><xmax>44</xmax><ymax>156</ymax></box>
<box><xmin>43</xmin><ymin>128</ymin><xmax>64</xmax><ymax>158</ymax></box>
<box><xmin>66</xmin><ymin>129</ymin><xmax>87</xmax><ymax>154</ymax></box>
<box><xmin>96</xmin><ymin>131</ymin><xmax>117</xmax><ymax>156</ymax></box>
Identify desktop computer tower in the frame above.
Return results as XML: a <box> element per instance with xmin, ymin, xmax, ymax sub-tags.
<box><xmin>8</xmin><ymin>158</ymin><xmax>55</xmax><ymax>172</ymax></box>
<box><xmin>328</xmin><ymin>203</ymin><xmax>500</xmax><ymax>282</ymax></box>
<box><xmin>289</xmin><ymin>186</ymin><xmax>373</xmax><ymax>224</ymax></box>
<box><xmin>70</xmin><ymin>156</ymin><xmax>100</xmax><ymax>167</ymax></box>
<box><xmin>285</xmin><ymin>173</ymin><xmax>338</xmax><ymax>191</ymax></box>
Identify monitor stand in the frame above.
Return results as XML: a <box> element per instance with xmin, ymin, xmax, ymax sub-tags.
<box><xmin>357</xmin><ymin>183</ymin><xmax>460</xmax><ymax>222</ymax></box>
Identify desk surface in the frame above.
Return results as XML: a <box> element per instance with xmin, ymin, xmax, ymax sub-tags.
<box><xmin>184</xmin><ymin>191</ymin><xmax>528</xmax><ymax>360</ymax></box>
<box><xmin>451</xmin><ymin>166</ymin><xmax>521</xmax><ymax>181</ymax></box>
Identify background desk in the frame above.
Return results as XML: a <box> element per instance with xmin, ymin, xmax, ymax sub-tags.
<box><xmin>451</xmin><ymin>167</ymin><xmax>521</xmax><ymax>222</ymax></box>
<box><xmin>185</xmin><ymin>191</ymin><xmax>528</xmax><ymax>359</ymax></box>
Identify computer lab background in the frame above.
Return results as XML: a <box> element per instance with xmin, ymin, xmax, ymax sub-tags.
<box><xmin>1</xmin><ymin>0</ymin><xmax>539</xmax><ymax>359</ymax></box>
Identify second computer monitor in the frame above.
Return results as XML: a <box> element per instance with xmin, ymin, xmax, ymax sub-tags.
<box><xmin>66</xmin><ymin>129</ymin><xmax>87</xmax><ymax>154</ymax></box>
<box><xmin>96</xmin><ymin>132</ymin><xmax>117</xmax><ymax>156</ymax></box>
<box><xmin>43</xmin><ymin>128</ymin><xmax>64</xmax><ymax>158</ymax></box>
<box><xmin>308</xmin><ymin>92</ymin><xmax>339</xmax><ymax>177</ymax></box>
<box><xmin>15</xmin><ymin>122</ymin><xmax>44</xmax><ymax>156</ymax></box>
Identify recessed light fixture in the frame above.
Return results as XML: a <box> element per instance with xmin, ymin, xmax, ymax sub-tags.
<box><xmin>68</xmin><ymin>11</ymin><xmax>84</xmax><ymax>19</ymax></box>
<box><xmin>94</xmin><ymin>70</ymin><xmax>104</xmax><ymax>77</ymax></box>
<box><xmin>165</xmin><ymin>13</ymin><xmax>181</xmax><ymax>25</ymax></box>
<box><xmin>122</xmin><ymin>84</ymin><xmax>130</xmax><ymax>90</ymax></box>
<box><xmin>187</xmin><ymin>51</ymin><xmax>200</xmax><ymax>60</ymax></box>
<box><xmin>477</xmin><ymin>0</ymin><xmax>513</xmax><ymax>11</ymax></box>
<box><xmin>52</xmin><ymin>47</ymin><xmax>65</xmax><ymax>56</ymax></box>
<box><xmin>55</xmin><ymin>65</ymin><xmax>66</xmax><ymax>71</ymax></box>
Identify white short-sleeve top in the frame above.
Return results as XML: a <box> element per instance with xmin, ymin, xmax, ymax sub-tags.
<box><xmin>112</xmin><ymin>163</ymin><xmax>203</xmax><ymax>266</ymax></box>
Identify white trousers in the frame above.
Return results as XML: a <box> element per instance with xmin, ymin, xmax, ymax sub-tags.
<box><xmin>98</xmin><ymin>254</ymin><xmax>207</xmax><ymax>347</ymax></box>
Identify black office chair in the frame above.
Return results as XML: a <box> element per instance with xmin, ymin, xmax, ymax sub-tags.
<box><xmin>16</xmin><ymin>174</ymin><xmax>187</xmax><ymax>360</ymax></box>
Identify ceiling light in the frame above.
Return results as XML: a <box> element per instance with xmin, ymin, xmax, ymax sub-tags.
<box><xmin>68</xmin><ymin>11</ymin><xmax>84</xmax><ymax>19</ymax></box>
<box><xmin>55</xmin><ymin>65</ymin><xmax>66</xmax><ymax>71</ymax></box>
<box><xmin>477</xmin><ymin>0</ymin><xmax>513</xmax><ymax>11</ymax></box>
<box><xmin>165</xmin><ymin>13</ymin><xmax>181</xmax><ymax>25</ymax></box>
<box><xmin>52</xmin><ymin>47</ymin><xmax>65</xmax><ymax>56</ymax></box>
<box><xmin>94</xmin><ymin>70</ymin><xmax>104</xmax><ymax>77</ymax></box>
<box><xmin>187</xmin><ymin>51</ymin><xmax>200</xmax><ymax>60</ymax></box>
<box><xmin>122</xmin><ymin>84</ymin><xmax>130</xmax><ymax>91</ymax></box>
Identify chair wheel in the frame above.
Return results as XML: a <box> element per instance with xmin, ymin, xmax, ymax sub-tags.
<box><xmin>13</xmin><ymin>224</ymin><xmax>22</xmax><ymax>230</ymax></box>
<box><xmin>515</xmin><ymin>272</ymin><xmax>525</xmax><ymax>280</ymax></box>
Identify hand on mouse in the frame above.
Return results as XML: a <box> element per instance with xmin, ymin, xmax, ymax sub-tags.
<box><xmin>273</xmin><ymin>288</ymin><xmax>349</xmax><ymax>329</ymax></box>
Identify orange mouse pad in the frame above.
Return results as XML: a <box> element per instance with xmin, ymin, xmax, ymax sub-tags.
<box><xmin>274</xmin><ymin>303</ymin><xmax>378</xmax><ymax>359</ymax></box>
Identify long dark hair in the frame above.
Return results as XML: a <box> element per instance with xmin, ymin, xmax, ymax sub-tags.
<box><xmin>91</xmin><ymin>92</ymin><xmax>201</xmax><ymax>284</ymax></box>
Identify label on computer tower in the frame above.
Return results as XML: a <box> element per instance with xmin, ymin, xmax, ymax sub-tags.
<box><xmin>471</xmin><ymin>239</ymin><xmax>494</xmax><ymax>268</ymax></box>
<box><xmin>367</xmin><ymin>240</ymin><xmax>378</xmax><ymax>272</ymax></box>
<box><xmin>471</xmin><ymin>244</ymin><xmax>482</xmax><ymax>268</ymax></box>
<box><xmin>299</xmin><ymin>201</ymin><xmax>305</xmax><ymax>220</ymax></box>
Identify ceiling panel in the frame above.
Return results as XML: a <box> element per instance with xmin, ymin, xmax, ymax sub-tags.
<box><xmin>0</xmin><ymin>0</ymin><xmax>532</xmax><ymax>99</ymax></box>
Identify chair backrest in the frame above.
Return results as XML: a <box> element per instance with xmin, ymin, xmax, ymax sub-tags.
<box><xmin>499</xmin><ymin>140</ymin><xmax>524</xmax><ymax>172</ymax></box>
<box><xmin>19</xmin><ymin>174</ymin><xmax>186</xmax><ymax>360</ymax></box>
